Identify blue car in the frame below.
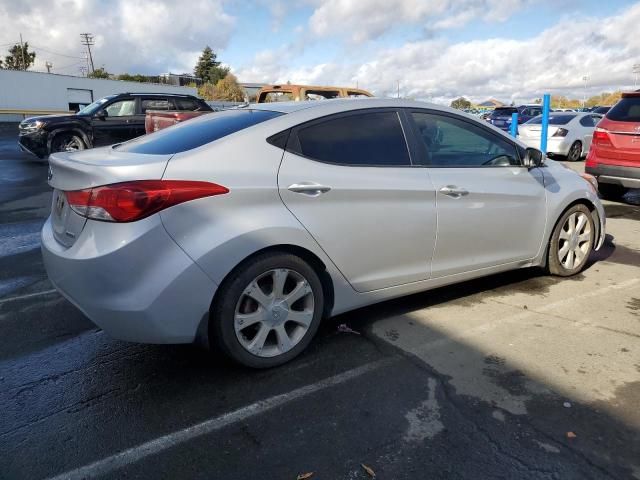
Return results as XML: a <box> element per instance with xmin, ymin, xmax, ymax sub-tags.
<box><xmin>487</xmin><ymin>105</ymin><xmax>543</xmax><ymax>131</ymax></box>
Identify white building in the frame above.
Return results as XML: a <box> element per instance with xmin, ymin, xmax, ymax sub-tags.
<box><xmin>0</xmin><ymin>69</ymin><xmax>197</xmax><ymax>122</ymax></box>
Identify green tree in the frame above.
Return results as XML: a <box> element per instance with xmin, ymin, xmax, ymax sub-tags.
<box><xmin>450</xmin><ymin>97</ymin><xmax>471</xmax><ymax>110</ymax></box>
<box><xmin>88</xmin><ymin>67</ymin><xmax>110</xmax><ymax>79</ymax></box>
<box><xmin>4</xmin><ymin>42</ymin><xmax>36</xmax><ymax>70</ymax></box>
<box><xmin>212</xmin><ymin>73</ymin><xmax>246</xmax><ymax>101</ymax></box>
<box><xmin>194</xmin><ymin>46</ymin><xmax>229</xmax><ymax>84</ymax></box>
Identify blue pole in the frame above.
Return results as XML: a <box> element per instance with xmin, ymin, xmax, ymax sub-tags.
<box><xmin>540</xmin><ymin>93</ymin><xmax>550</xmax><ymax>153</ymax></box>
<box><xmin>509</xmin><ymin>112</ymin><xmax>518</xmax><ymax>137</ymax></box>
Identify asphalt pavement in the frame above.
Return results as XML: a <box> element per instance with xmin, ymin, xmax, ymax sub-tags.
<box><xmin>1</xmin><ymin>124</ymin><xmax>639</xmax><ymax>479</ymax></box>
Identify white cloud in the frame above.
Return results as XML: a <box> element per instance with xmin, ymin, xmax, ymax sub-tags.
<box><xmin>306</xmin><ymin>0</ymin><xmax>532</xmax><ymax>43</ymax></box>
<box><xmin>0</xmin><ymin>0</ymin><xmax>235</xmax><ymax>75</ymax></box>
<box><xmin>237</xmin><ymin>3</ymin><xmax>640</xmax><ymax>104</ymax></box>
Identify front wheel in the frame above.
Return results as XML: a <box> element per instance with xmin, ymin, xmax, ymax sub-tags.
<box><xmin>547</xmin><ymin>204</ymin><xmax>595</xmax><ymax>276</ymax></box>
<box><xmin>211</xmin><ymin>252</ymin><xmax>324</xmax><ymax>368</ymax></box>
<box><xmin>50</xmin><ymin>133</ymin><xmax>86</xmax><ymax>154</ymax></box>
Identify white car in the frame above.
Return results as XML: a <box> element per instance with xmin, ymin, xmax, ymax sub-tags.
<box><xmin>518</xmin><ymin>112</ymin><xmax>603</xmax><ymax>161</ymax></box>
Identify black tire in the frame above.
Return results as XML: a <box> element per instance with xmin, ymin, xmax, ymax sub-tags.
<box><xmin>567</xmin><ymin>141</ymin><xmax>582</xmax><ymax>162</ymax></box>
<box><xmin>210</xmin><ymin>252</ymin><xmax>324</xmax><ymax>368</ymax></box>
<box><xmin>50</xmin><ymin>132</ymin><xmax>86</xmax><ymax>154</ymax></box>
<box><xmin>547</xmin><ymin>204</ymin><xmax>595</xmax><ymax>276</ymax></box>
<box><xmin>597</xmin><ymin>183</ymin><xmax>628</xmax><ymax>200</ymax></box>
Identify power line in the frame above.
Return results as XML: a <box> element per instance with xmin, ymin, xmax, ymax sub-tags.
<box><xmin>29</xmin><ymin>44</ymin><xmax>84</xmax><ymax>59</ymax></box>
<box><xmin>79</xmin><ymin>33</ymin><xmax>95</xmax><ymax>73</ymax></box>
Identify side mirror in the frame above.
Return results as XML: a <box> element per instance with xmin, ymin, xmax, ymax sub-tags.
<box><xmin>523</xmin><ymin>147</ymin><xmax>544</xmax><ymax>168</ymax></box>
<box><xmin>95</xmin><ymin>109</ymin><xmax>107</xmax><ymax>120</ymax></box>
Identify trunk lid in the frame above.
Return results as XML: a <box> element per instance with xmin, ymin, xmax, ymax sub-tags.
<box><xmin>47</xmin><ymin>146</ymin><xmax>173</xmax><ymax>247</ymax></box>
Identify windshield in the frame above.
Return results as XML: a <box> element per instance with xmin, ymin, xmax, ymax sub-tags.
<box><xmin>116</xmin><ymin>109</ymin><xmax>283</xmax><ymax>155</ymax></box>
<box><xmin>77</xmin><ymin>96</ymin><xmax>118</xmax><ymax>115</ymax></box>
<box><xmin>525</xmin><ymin>114</ymin><xmax>575</xmax><ymax>125</ymax></box>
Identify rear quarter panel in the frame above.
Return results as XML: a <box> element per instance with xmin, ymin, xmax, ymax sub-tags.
<box><xmin>159</xmin><ymin>129</ymin><xmax>357</xmax><ymax>311</ymax></box>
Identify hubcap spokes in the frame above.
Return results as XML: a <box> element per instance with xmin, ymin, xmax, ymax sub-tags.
<box><xmin>234</xmin><ymin>269</ymin><xmax>314</xmax><ymax>358</ymax></box>
<box><xmin>558</xmin><ymin>212</ymin><xmax>591</xmax><ymax>269</ymax></box>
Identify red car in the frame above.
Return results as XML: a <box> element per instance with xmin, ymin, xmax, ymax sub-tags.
<box><xmin>586</xmin><ymin>91</ymin><xmax>640</xmax><ymax>199</ymax></box>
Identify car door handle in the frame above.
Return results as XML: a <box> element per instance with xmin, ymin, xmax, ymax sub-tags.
<box><xmin>288</xmin><ymin>183</ymin><xmax>332</xmax><ymax>197</ymax></box>
<box><xmin>439</xmin><ymin>185</ymin><xmax>469</xmax><ymax>198</ymax></box>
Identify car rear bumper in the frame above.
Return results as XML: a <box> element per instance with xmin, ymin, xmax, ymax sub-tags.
<box><xmin>519</xmin><ymin>136</ymin><xmax>571</xmax><ymax>155</ymax></box>
<box><xmin>41</xmin><ymin>215</ymin><xmax>218</xmax><ymax>344</ymax></box>
<box><xmin>585</xmin><ymin>164</ymin><xmax>640</xmax><ymax>188</ymax></box>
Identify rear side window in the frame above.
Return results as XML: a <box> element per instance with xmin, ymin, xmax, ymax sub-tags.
<box><xmin>579</xmin><ymin>116</ymin><xmax>596</xmax><ymax>127</ymax></box>
<box><xmin>141</xmin><ymin>98</ymin><xmax>175</xmax><ymax>113</ymax></box>
<box><xmin>116</xmin><ymin>109</ymin><xmax>282</xmax><ymax>155</ymax></box>
<box><xmin>174</xmin><ymin>97</ymin><xmax>212</xmax><ymax>111</ymax></box>
<box><xmin>607</xmin><ymin>97</ymin><xmax>640</xmax><ymax>122</ymax></box>
<box><xmin>293</xmin><ymin>111</ymin><xmax>410</xmax><ymax>166</ymax></box>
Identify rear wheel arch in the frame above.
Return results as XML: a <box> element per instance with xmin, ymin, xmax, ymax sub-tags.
<box><xmin>209</xmin><ymin>244</ymin><xmax>335</xmax><ymax>321</ymax></box>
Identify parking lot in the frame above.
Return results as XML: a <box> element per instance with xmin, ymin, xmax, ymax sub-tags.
<box><xmin>1</xmin><ymin>122</ymin><xmax>639</xmax><ymax>479</ymax></box>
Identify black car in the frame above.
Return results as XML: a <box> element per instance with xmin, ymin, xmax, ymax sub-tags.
<box><xmin>18</xmin><ymin>92</ymin><xmax>212</xmax><ymax>158</ymax></box>
<box><xmin>487</xmin><ymin>105</ymin><xmax>543</xmax><ymax>131</ymax></box>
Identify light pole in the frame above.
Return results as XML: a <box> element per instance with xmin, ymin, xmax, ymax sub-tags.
<box><xmin>582</xmin><ymin>75</ymin><xmax>589</xmax><ymax>109</ymax></box>
<box><xmin>634</xmin><ymin>64</ymin><xmax>640</xmax><ymax>89</ymax></box>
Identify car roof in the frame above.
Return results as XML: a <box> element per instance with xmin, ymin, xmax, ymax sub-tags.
<box><xmin>119</xmin><ymin>92</ymin><xmax>197</xmax><ymax>98</ymax></box>
<box><xmin>248</xmin><ymin>98</ymin><xmax>459</xmax><ymax>115</ymax></box>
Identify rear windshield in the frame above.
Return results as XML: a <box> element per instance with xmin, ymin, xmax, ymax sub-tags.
<box><xmin>490</xmin><ymin>108</ymin><xmax>517</xmax><ymax>117</ymax></box>
<box><xmin>606</xmin><ymin>97</ymin><xmax>640</xmax><ymax>122</ymax></box>
<box><xmin>116</xmin><ymin>109</ymin><xmax>282</xmax><ymax>155</ymax></box>
<box><xmin>525</xmin><ymin>114</ymin><xmax>575</xmax><ymax>125</ymax></box>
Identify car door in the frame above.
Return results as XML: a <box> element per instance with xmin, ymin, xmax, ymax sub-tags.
<box><xmin>406</xmin><ymin>110</ymin><xmax>547</xmax><ymax>278</ymax></box>
<box><xmin>91</xmin><ymin>97</ymin><xmax>137</xmax><ymax>146</ymax></box>
<box><xmin>278</xmin><ymin>109</ymin><xmax>437</xmax><ymax>292</ymax></box>
<box><xmin>581</xmin><ymin>114</ymin><xmax>602</xmax><ymax>152</ymax></box>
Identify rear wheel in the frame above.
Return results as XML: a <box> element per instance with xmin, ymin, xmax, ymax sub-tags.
<box><xmin>547</xmin><ymin>204</ymin><xmax>595</xmax><ymax>276</ymax></box>
<box><xmin>50</xmin><ymin>132</ymin><xmax>85</xmax><ymax>154</ymax></box>
<box><xmin>567</xmin><ymin>141</ymin><xmax>582</xmax><ymax>162</ymax></box>
<box><xmin>597</xmin><ymin>183</ymin><xmax>628</xmax><ymax>200</ymax></box>
<box><xmin>211</xmin><ymin>252</ymin><xmax>324</xmax><ymax>368</ymax></box>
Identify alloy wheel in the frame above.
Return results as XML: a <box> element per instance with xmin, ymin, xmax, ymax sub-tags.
<box><xmin>234</xmin><ymin>269</ymin><xmax>315</xmax><ymax>358</ymax></box>
<box><xmin>568</xmin><ymin>142</ymin><xmax>581</xmax><ymax>162</ymax></box>
<box><xmin>557</xmin><ymin>212</ymin><xmax>592</xmax><ymax>270</ymax></box>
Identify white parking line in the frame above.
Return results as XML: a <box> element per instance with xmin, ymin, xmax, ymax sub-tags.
<box><xmin>45</xmin><ymin>357</ymin><xmax>394</xmax><ymax>480</ymax></box>
<box><xmin>0</xmin><ymin>289</ymin><xmax>58</xmax><ymax>306</ymax></box>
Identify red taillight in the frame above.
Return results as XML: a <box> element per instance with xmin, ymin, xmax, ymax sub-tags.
<box><xmin>65</xmin><ymin>180</ymin><xmax>229</xmax><ymax>222</ymax></box>
<box><xmin>592</xmin><ymin>127</ymin><xmax>613</xmax><ymax>148</ymax></box>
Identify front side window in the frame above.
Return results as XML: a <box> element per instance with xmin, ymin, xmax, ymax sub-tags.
<box><xmin>105</xmin><ymin>99</ymin><xmax>136</xmax><ymax>117</ymax></box>
<box><xmin>411</xmin><ymin>112</ymin><xmax>519</xmax><ymax>167</ymax></box>
<box><xmin>261</xmin><ymin>92</ymin><xmax>295</xmax><ymax>102</ymax></box>
<box><xmin>293</xmin><ymin>111</ymin><xmax>410</xmax><ymax>166</ymax></box>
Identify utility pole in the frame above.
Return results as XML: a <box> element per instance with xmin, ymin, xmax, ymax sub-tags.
<box><xmin>80</xmin><ymin>33</ymin><xmax>95</xmax><ymax>74</ymax></box>
<box><xmin>19</xmin><ymin>33</ymin><xmax>26</xmax><ymax>70</ymax></box>
<box><xmin>582</xmin><ymin>75</ymin><xmax>589</xmax><ymax>108</ymax></box>
<box><xmin>45</xmin><ymin>61</ymin><xmax>53</xmax><ymax>73</ymax></box>
<box><xmin>634</xmin><ymin>64</ymin><xmax>640</xmax><ymax>89</ymax></box>
<box><xmin>396</xmin><ymin>80</ymin><xmax>400</xmax><ymax>99</ymax></box>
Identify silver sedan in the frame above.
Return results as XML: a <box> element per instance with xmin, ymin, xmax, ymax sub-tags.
<box><xmin>42</xmin><ymin>99</ymin><xmax>606</xmax><ymax>368</ymax></box>
<box><xmin>518</xmin><ymin>112</ymin><xmax>603</xmax><ymax>161</ymax></box>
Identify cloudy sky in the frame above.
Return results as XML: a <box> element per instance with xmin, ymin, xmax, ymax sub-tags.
<box><xmin>1</xmin><ymin>0</ymin><xmax>639</xmax><ymax>104</ymax></box>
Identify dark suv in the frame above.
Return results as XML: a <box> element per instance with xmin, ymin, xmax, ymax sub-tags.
<box><xmin>18</xmin><ymin>93</ymin><xmax>212</xmax><ymax>158</ymax></box>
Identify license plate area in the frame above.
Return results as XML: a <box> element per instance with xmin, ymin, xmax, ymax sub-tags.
<box><xmin>51</xmin><ymin>189</ymin><xmax>87</xmax><ymax>248</ymax></box>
